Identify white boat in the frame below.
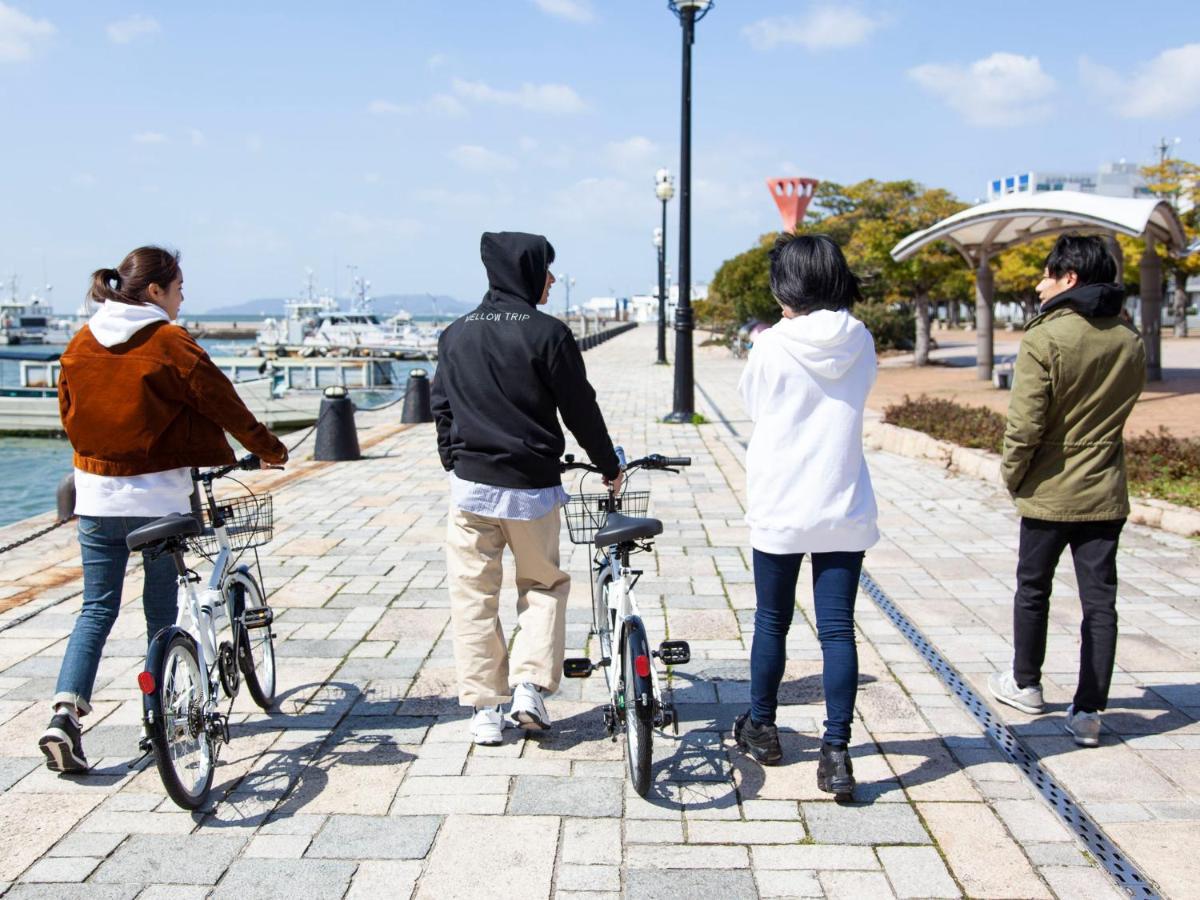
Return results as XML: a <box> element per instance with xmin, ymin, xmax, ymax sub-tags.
<box><xmin>257</xmin><ymin>271</ymin><xmax>440</xmax><ymax>358</ymax></box>
<box><xmin>0</xmin><ymin>278</ymin><xmax>74</xmax><ymax>346</ymax></box>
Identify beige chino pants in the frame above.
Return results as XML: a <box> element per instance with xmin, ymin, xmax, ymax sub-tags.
<box><xmin>446</xmin><ymin>505</ymin><xmax>571</xmax><ymax>707</ymax></box>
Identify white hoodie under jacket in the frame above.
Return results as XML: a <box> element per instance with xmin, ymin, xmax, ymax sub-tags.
<box><xmin>73</xmin><ymin>301</ymin><xmax>194</xmax><ymax>518</ymax></box>
<box><xmin>738</xmin><ymin>309</ymin><xmax>879</xmax><ymax>555</ymax></box>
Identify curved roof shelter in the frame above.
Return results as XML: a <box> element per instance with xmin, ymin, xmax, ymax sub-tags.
<box><xmin>891</xmin><ymin>190</ymin><xmax>1187</xmax><ymax>265</ymax></box>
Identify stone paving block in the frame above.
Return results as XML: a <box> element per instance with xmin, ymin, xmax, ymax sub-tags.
<box><xmin>0</xmin><ymin>792</ymin><xmax>104</xmax><ymax>881</ymax></box>
<box><xmin>753</xmin><ymin>869</ymin><xmax>823</xmax><ymax>898</ymax></box>
<box><xmin>751</xmin><ymin>844</ymin><xmax>880</xmax><ymax>870</ymax></box>
<box><xmin>561</xmin><ymin>817</ymin><xmax>621</xmax><ymax>865</ymax></box>
<box><xmin>686</xmin><ymin>820</ymin><xmax>805</xmax><ymax>844</ymax></box>
<box><xmin>1039</xmin><ymin>866</ymin><xmax>1129</xmax><ymax>900</ymax></box>
<box><xmin>877</xmin><ymin>846</ymin><xmax>960</xmax><ymax>898</ymax></box>
<box><xmin>624</xmin><ymin>820</ymin><xmax>685</xmax><ymax>843</ymax></box>
<box><xmin>18</xmin><ymin>856</ymin><xmax>102</xmax><ymax>883</ymax></box>
<box><xmin>345</xmin><ymin>860</ymin><xmax>423</xmax><ymax>900</ymax></box>
<box><xmin>918</xmin><ymin>802</ymin><xmax>1051</xmax><ymax>899</ymax></box>
<box><xmin>211</xmin><ymin>859</ymin><xmax>357</xmax><ymax>899</ymax></box>
<box><xmin>245</xmin><ymin>834</ymin><xmax>311</xmax><ymax>858</ymax></box>
<box><xmin>46</xmin><ymin>832</ymin><xmax>126</xmax><ymax>858</ymax></box>
<box><xmin>2</xmin><ymin>887</ymin><xmax>140</xmax><ymax>900</ymax></box>
<box><xmin>306</xmin><ymin>814</ymin><xmax>440</xmax><ymax>859</ymax></box>
<box><xmin>624</xmin><ymin>844</ymin><xmax>749</xmax><ymax>869</ymax></box>
<box><xmin>801</xmin><ymin>801</ymin><xmax>930</xmax><ymax>845</ymax></box>
<box><xmin>416</xmin><ymin>815</ymin><xmax>557</xmax><ymax>900</ymax></box>
<box><xmin>92</xmin><ymin>834</ymin><xmax>245</xmax><ymax>885</ymax></box>
<box><xmin>509</xmin><ymin>775</ymin><xmax>622</xmax><ymax>817</ymax></box>
<box><xmin>819</xmin><ymin>870</ymin><xmax>898</xmax><ymax>899</ymax></box>
<box><xmin>391</xmin><ymin>794</ymin><xmax>508</xmax><ymax>816</ymax></box>
<box><xmin>625</xmin><ymin>868</ymin><xmax>756</xmax><ymax>899</ymax></box>
<box><xmin>1108</xmin><ymin>821</ymin><xmax>1200</xmax><ymax>900</ymax></box>
<box><xmin>556</xmin><ymin>864</ymin><xmax>621</xmax><ymax>893</ymax></box>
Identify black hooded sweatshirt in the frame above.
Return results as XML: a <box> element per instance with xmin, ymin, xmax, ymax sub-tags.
<box><xmin>1039</xmin><ymin>281</ymin><xmax>1125</xmax><ymax>318</ymax></box>
<box><xmin>431</xmin><ymin>231</ymin><xmax>620</xmax><ymax>489</ymax></box>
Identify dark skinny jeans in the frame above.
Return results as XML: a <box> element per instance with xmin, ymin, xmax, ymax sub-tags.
<box><xmin>1013</xmin><ymin>517</ymin><xmax>1124</xmax><ymax>713</ymax></box>
<box><xmin>750</xmin><ymin>549</ymin><xmax>865</xmax><ymax>745</ymax></box>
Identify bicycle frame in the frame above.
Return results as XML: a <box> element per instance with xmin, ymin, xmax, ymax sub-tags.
<box><xmin>595</xmin><ymin>545</ymin><xmax>663</xmax><ymax>715</ymax></box>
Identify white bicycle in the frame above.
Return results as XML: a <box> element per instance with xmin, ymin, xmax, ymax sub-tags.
<box><xmin>561</xmin><ymin>448</ymin><xmax>693</xmax><ymax>796</ymax></box>
<box><xmin>125</xmin><ymin>453</ymin><xmax>279</xmax><ymax>809</ymax></box>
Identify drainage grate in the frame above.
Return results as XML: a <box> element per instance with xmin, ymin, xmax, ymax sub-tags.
<box><xmin>859</xmin><ymin>570</ymin><xmax>1160</xmax><ymax>900</ymax></box>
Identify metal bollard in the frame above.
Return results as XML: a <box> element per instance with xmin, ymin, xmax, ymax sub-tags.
<box><xmin>56</xmin><ymin>473</ymin><xmax>76</xmax><ymax>521</ymax></box>
<box><xmin>400</xmin><ymin>368</ymin><xmax>434</xmax><ymax>424</ymax></box>
<box><xmin>314</xmin><ymin>386</ymin><xmax>361</xmax><ymax>461</ymax></box>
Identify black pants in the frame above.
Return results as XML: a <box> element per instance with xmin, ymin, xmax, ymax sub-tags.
<box><xmin>1013</xmin><ymin>517</ymin><xmax>1124</xmax><ymax>713</ymax></box>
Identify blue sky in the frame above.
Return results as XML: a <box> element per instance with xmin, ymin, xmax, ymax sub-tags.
<box><xmin>2</xmin><ymin>0</ymin><xmax>1198</xmax><ymax>312</ymax></box>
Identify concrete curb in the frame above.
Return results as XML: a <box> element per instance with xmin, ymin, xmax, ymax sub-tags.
<box><xmin>863</xmin><ymin>419</ymin><xmax>1200</xmax><ymax>539</ymax></box>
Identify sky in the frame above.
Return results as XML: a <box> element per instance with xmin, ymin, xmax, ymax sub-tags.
<box><xmin>2</xmin><ymin>0</ymin><xmax>1199</xmax><ymax>312</ymax></box>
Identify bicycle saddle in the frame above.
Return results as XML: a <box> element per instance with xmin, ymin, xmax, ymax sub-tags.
<box><xmin>594</xmin><ymin>512</ymin><xmax>663</xmax><ymax>547</ymax></box>
<box><xmin>126</xmin><ymin>513</ymin><xmax>202</xmax><ymax>552</ymax></box>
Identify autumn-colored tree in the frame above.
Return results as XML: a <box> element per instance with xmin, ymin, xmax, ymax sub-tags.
<box><xmin>1141</xmin><ymin>157</ymin><xmax>1200</xmax><ymax>337</ymax></box>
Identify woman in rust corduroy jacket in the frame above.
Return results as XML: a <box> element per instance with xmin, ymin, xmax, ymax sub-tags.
<box><xmin>39</xmin><ymin>246</ymin><xmax>287</xmax><ymax>775</ymax></box>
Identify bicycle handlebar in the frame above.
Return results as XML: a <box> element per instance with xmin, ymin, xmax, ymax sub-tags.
<box><xmin>560</xmin><ymin>451</ymin><xmax>692</xmax><ymax>475</ymax></box>
<box><xmin>194</xmin><ymin>454</ymin><xmax>285</xmax><ymax>483</ymax></box>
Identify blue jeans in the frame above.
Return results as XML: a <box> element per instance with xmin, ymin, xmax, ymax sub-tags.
<box><xmin>750</xmin><ymin>548</ymin><xmax>865</xmax><ymax>745</ymax></box>
<box><xmin>54</xmin><ymin>516</ymin><xmax>179</xmax><ymax>715</ymax></box>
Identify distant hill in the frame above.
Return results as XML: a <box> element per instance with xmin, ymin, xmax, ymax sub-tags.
<box><xmin>205</xmin><ymin>293</ymin><xmax>469</xmax><ymax>318</ymax></box>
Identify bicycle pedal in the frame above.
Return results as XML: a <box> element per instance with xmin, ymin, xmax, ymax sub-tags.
<box><xmin>655</xmin><ymin>640</ymin><xmax>691</xmax><ymax>665</ymax></box>
<box><xmin>563</xmin><ymin>657</ymin><xmax>594</xmax><ymax>678</ymax></box>
<box><xmin>242</xmin><ymin>607</ymin><xmax>274</xmax><ymax>629</ymax></box>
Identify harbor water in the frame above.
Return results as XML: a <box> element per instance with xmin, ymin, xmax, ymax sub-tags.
<box><xmin>0</xmin><ymin>336</ymin><xmax>431</xmax><ymax>529</ymax></box>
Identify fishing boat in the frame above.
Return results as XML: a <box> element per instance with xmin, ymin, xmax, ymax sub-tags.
<box><xmin>0</xmin><ymin>278</ymin><xmax>74</xmax><ymax>345</ymax></box>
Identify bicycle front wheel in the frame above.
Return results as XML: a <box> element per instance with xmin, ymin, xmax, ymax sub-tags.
<box><xmin>149</xmin><ymin>632</ymin><xmax>214</xmax><ymax>810</ymax></box>
<box><xmin>593</xmin><ymin>568</ymin><xmax>615</xmax><ymax>690</ymax></box>
<box><xmin>229</xmin><ymin>571</ymin><xmax>276</xmax><ymax>709</ymax></box>
<box><xmin>622</xmin><ymin>628</ymin><xmax>653</xmax><ymax>797</ymax></box>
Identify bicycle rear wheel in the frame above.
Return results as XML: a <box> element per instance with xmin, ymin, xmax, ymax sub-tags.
<box><xmin>229</xmin><ymin>571</ymin><xmax>276</xmax><ymax>709</ymax></box>
<box><xmin>148</xmin><ymin>632</ymin><xmax>214</xmax><ymax>810</ymax></box>
<box><xmin>622</xmin><ymin>628</ymin><xmax>653</xmax><ymax>797</ymax></box>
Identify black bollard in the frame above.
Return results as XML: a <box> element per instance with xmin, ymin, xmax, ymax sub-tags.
<box><xmin>314</xmin><ymin>386</ymin><xmax>361</xmax><ymax>461</ymax></box>
<box><xmin>56</xmin><ymin>473</ymin><xmax>76</xmax><ymax>521</ymax></box>
<box><xmin>400</xmin><ymin>368</ymin><xmax>434</xmax><ymax>424</ymax></box>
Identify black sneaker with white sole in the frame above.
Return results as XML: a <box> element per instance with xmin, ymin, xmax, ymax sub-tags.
<box><xmin>39</xmin><ymin>712</ymin><xmax>88</xmax><ymax>774</ymax></box>
<box><xmin>734</xmin><ymin>711</ymin><xmax>783</xmax><ymax>766</ymax></box>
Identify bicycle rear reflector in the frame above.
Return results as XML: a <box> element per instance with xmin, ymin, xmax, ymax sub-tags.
<box><xmin>137</xmin><ymin>671</ymin><xmax>156</xmax><ymax>694</ymax></box>
<box><xmin>634</xmin><ymin>655</ymin><xmax>652</xmax><ymax>678</ymax></box>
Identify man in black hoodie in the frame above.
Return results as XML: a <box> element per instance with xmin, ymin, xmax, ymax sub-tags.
<box><xmin>432</xmin><ymin>231</ymin><xmax>622</xmax><ymax>745</ymax></box>
<box><xmin>990</xmin><ymin>234</ymin><xmax>1145</xmax><ymax>748</ymax></box>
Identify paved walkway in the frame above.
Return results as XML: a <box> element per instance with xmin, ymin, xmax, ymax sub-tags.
<box><xmin>0</xmin><ymin>324</ymin><xmax>1196</xmax><ymax>898</ymax></box>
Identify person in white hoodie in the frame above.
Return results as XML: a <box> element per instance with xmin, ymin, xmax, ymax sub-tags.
<box><xmin>38</xmin><ymin>246</ymin><xmax>287</xmax><ymax>774</ymax></box>
<box><xmin>733</xmin><ymin>234</ymin><xmax>878</xmax><ymax>799</ymax></box>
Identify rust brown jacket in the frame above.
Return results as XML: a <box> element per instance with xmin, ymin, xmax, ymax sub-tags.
<box><xmin>58</xmin><ymin>321</ymin><xmax>288</xmax><ymax>476</ymax></box>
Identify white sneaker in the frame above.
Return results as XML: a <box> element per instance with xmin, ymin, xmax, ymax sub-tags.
<box><xmin>470</xmin><ymin>706</ymin><xmax>504</xmax><ymax>746</ymax></box>
<box><xmin>988</xmin><ymin>670</ymin><xmax>1045</xmax><ymax>715</ymax></box>
<box><xmin>1065</xmin><ymin>704</ymin><xmax>1101</xmax><ymax>747</ymax></box>
<box><xmin>509</xmin><ymin>682</ymin><xmax>551</xmax><ymax>731</ymax></box>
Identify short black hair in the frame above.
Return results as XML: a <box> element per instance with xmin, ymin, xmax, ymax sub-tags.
<box><xmin>545</xmin><ymin>240</ymin><xmax>556</xmax><ymax>268</ymax></box>
<box><xmin>1043</xmin><ymin>234</ymin><xmax>1117</xmax><ymax>285</ymax></box>
<box><xmin>769</xmin><ymin>234</ymin><xmax>862</xmax><ymax>313</ymax></box>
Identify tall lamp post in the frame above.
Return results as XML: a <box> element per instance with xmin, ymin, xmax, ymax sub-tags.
<box><xmin>664</xmin><ymin>0</ymin><xmax>712</xmax><ymax>423</ymax></box>
<box><xmin>555</xmin><ymin>272</ymin><xmax>575</xmax><ymax>319</ymax></box>
<box><xmin>654</xmin><ymin>168</ymin><xmax>675</xmax><ymax>364</ymax></box>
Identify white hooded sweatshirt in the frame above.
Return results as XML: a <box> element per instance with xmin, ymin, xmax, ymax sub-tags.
<box><xmin>73</xmin><ymin>301</ymin><xmax>194</xmax><ymax>518</ymax></box>
<box><xmin>738</xmin><ymin>309</ymin><xmax>879</xmax><ymax>555</ymax></box>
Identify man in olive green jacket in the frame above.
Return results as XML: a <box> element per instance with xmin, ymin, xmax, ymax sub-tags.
<box><xmin>989</xmin><ymin>234</ymin><xmax>1145</xmax><ymax>748</ymax></box>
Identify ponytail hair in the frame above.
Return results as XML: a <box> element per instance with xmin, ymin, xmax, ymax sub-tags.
<box><xmin>88</xmin><ymin>246</ymin><xmax>181</xmax><ymax>305</ymax></box>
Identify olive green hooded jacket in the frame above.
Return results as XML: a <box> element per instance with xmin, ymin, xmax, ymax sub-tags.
<box><xmin>1001</xmin><ymin>282</ymin><xmax>1145</xmax><ymax>522</ymax></box>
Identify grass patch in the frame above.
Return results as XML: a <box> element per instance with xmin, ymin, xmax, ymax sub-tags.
<box><xmin>882</xmin><ymin>395</ymin><xmax>1200</xmax><ymax>511</ymax></box>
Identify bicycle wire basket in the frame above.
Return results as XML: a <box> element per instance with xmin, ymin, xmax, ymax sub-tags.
<box><xmin>186</xmin><ymin>492</ymin><xmax>274</xmax><ymax>560</ymax></box>
<box><xmin>563</xmin><ymin>490</ymin><xmax>649</xmax><ymax>545</ymax></box>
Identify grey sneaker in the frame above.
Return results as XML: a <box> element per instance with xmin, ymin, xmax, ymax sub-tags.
<box><xmin>1065</xmin><ymin>705</ymin><xmax>1101</xmax><ymax>747</ymax></box>
<box><xmin>988</xmin><ymin>670</ymin><xmax>1045</xmax><ymax>715</ymax></box>
<box><xmin>509</xmin><ymin>683</ymin><xmax>551</xmax><ymax>731</ymax></box>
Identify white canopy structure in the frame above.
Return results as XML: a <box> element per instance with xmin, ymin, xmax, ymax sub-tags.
<box><xmin>890</xmin><ymin>191</ymin><xmax>1187</xmax><ymax>380</ymax></box>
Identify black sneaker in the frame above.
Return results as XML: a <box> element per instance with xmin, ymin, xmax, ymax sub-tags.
<box><xmin>39</xmin><ymin>712</ymin><xmax>88</xmax><ymax>774</ymax></box>
<box><xmin>734</xmin><ymin>711</ymin><xmax>783</xmax><ymax>766</ymax></box>
<box><xmin>817</xmin><ymin>741</ymin><xmax>854</xmax><ymax>800</ymax></box>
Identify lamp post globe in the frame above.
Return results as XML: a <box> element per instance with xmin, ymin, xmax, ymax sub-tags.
<box><xmin>663</xmin><ymin>0</ymin><xmax>711</xmax><ymax>421</ymax></box>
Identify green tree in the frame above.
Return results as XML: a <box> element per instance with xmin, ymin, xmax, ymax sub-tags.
<box><xmin>1142</xmin><ymin>157</ymin><xmax>1200</xmax><ymax>337</ymax></box>
<box><xmin>707</xmin><ymin>236</ymin><xmax>778</xmax><ymax>326</ymax></box>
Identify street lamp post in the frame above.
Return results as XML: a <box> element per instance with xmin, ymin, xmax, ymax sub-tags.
<box><xmin>664</xmin><ymin>0</ymin><xmax>712</xmax><ymax>423</ymax></box>
<box><xmin>556</xmin><ymin>272</ymin><xmax>575</xmax><ymax>319</ymax></box>
<box><xmin>654</xmin><ymin>168</ymin><xmax>675</xmax><ymax>365</ymax></box>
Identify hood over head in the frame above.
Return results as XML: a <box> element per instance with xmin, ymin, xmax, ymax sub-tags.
<box><xmin>88</xmin><ymin>299</ymin><xmax>170</xmax><ymax>348</ymax></box>
<box><xmin>1040</xmin><ymin>282</ymin><xmax>1125</xmax><ymax>319</ymax></box>
<box><xmin>480</xmin><ymin>231</ymin><xmax>555</xmax><ymax>307</ymax></box>
<box><xmin>764</xmin><ymin>308</ymin><xmax>873</xmax><ymax>379</ymax></box>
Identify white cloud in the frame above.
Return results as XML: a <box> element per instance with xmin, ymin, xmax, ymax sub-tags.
<box><xmin>427</xmin><ymin>52</ymin><xmax>448</xmax><ymax>70</ymax></box>
<box><xmin>189</xmin><ymin>128</ymin><xmax>205</xmax><ymax>147</ymax></box>
<box><xmin>106</xmin><ymin>14</ymin><xmax>160</xmax><ymax>44</ymax></box>
<box><xmin>449</xmin><ymin>144</ymin><xmax>517</xmax><ymax>173</ymax></box>
<box><xmin>132</xmin><ymin>131</ymin><xmax>167</xmax><ymax>144</ymax></box>
<box><xmin>428</xmin><ymin>93</ymin><xmax>466</xmax><ymax>117</ymax></box>
<box><xmin>368</xmin><ymin>98</ymin><xmax>409</xmax><ymax>116</ymax></box>
<box><xmin>1080</xmin><ymin>44</ymin><xmax>1200</xmax><ymax>119</ymax></box>
<box><xmin>518</xmin><ymin>136</ymin><xmax>539</xmax><ymax>153</ymax></box>
<box><xmin>327</xmin><ymin>211</ymin><xmax>424</xmax><ymax>242</ymax></box>
<box><xmin>531</xmin><ymin>0</ymin><xmax>595</xmax><ymax>24</ymax></box>
<box><xmin>604</xmin><ymin>136</ymin><xmax>659</xmax><ymax>169</ymax></box>
<box><xmin>0</xmin><ymin>3</ymin><xmax>54</xmax><ymax>62</ymax></box>
<box><xmin>908</xmin><ymin>52</ymin><xmax>1056</xmax><ymax>127</ymax></box>
<box><xmin>545</xmin><ymin>176</ymin><xmax>642</xmax><ymax>226</ymax></box>
<box><xmin>451</xmin><ymin>77</ymin><xmax>586</xmax><ymax>114</ymax></box>
<box><xmin>743</xmin><ymin>7</ymin><xmax>884</xmax><ymax>51</ymax></box>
